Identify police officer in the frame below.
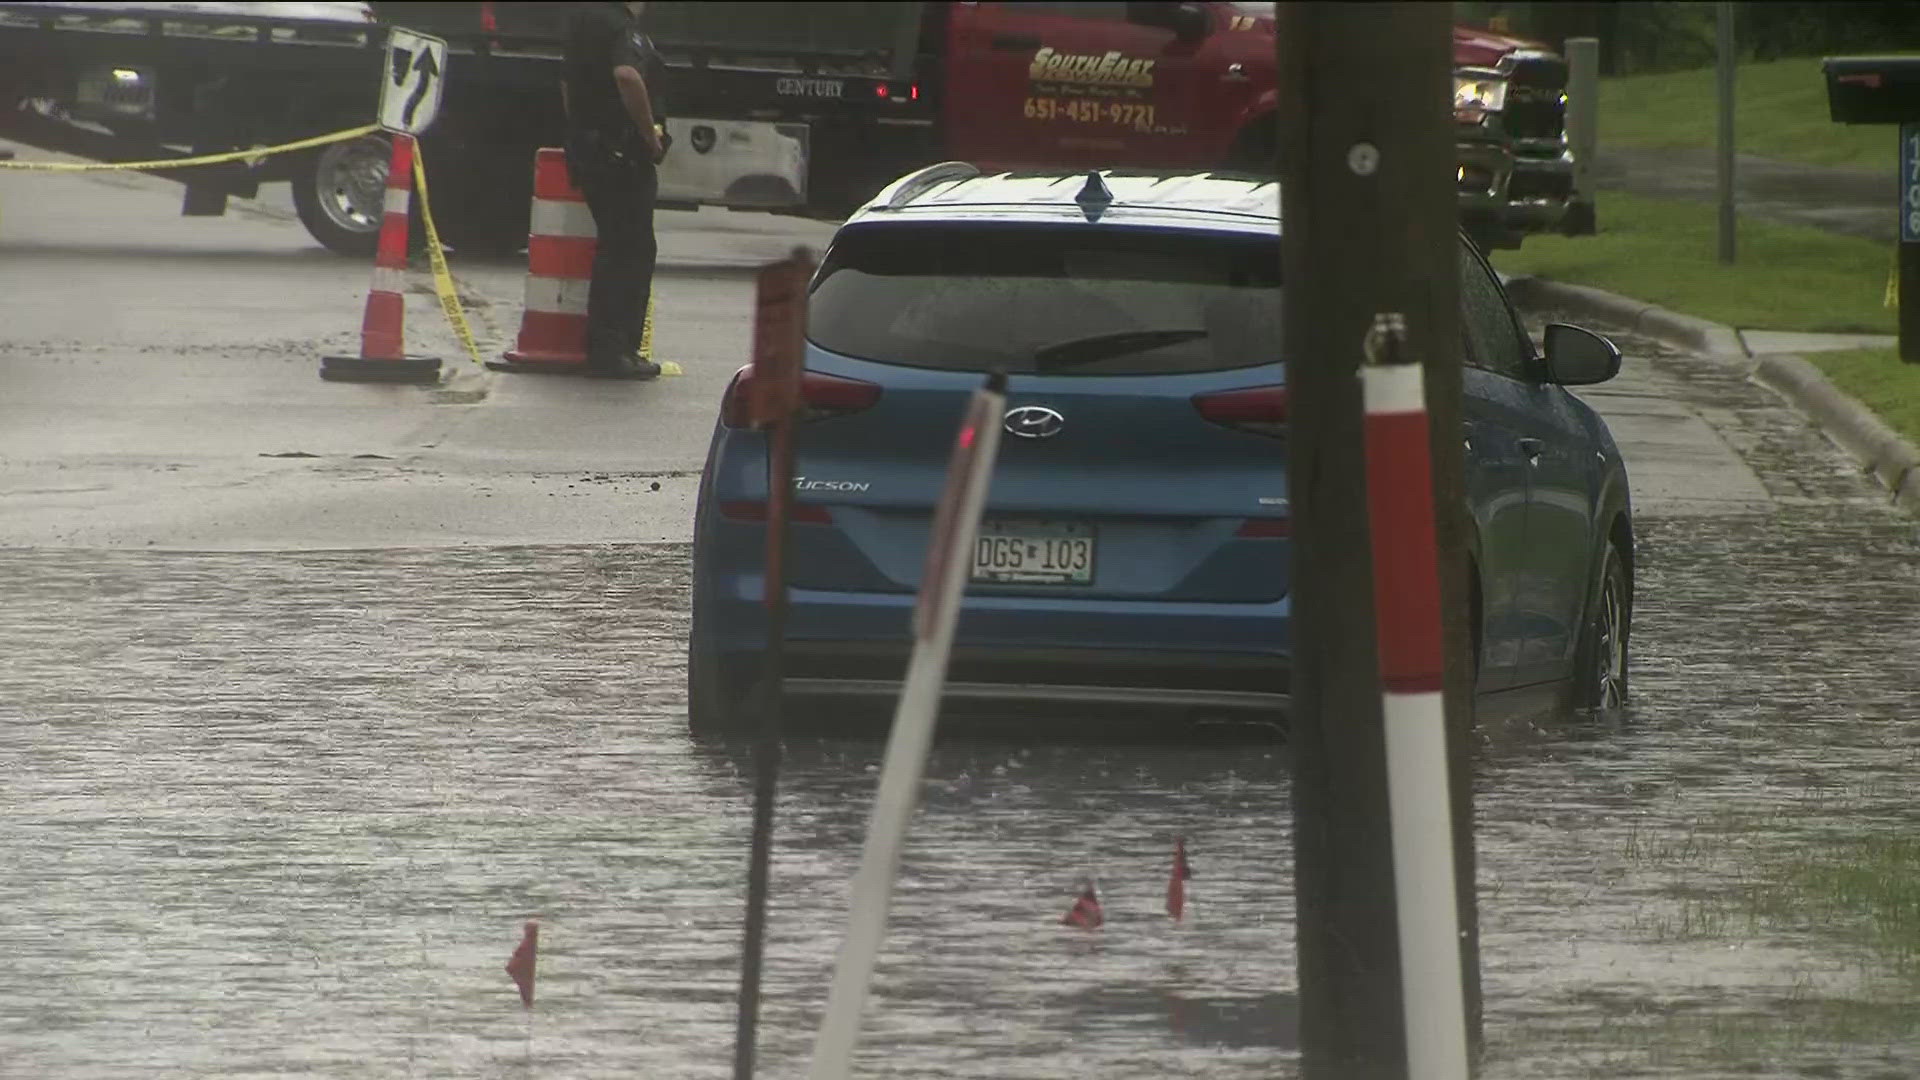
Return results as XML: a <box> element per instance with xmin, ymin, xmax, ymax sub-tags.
<box><xmin>562</xmin><ymin>1</ymin><xmax>669</xmax><ymax>379</ymax></box>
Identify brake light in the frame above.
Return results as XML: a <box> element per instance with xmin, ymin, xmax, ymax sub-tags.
<box><xmin>1236</xmin><ymin>517</ymin><xmax>1291</xmax><ymax>538</ymax></box>
<box><xmin>1193</xmin><ymin>385</ymin><xmax>1287</xmax><ymax>437</ymax></box>
<box><xmin>479</xmin><ymin>1</ymin><xmax>497</xmax><ymax>31</ymax></box>
<box><xmin>909</xmin><ymin>83</ymin><xmax>920</xmax><ymax>101</ymax></box>
<box><xmin>875</xmin><ymin>83</ymin><xmax>889</xmax><ymax>98</ymax></box>
<box><xmin>720</xmin><ymin>366</ymin><xmax>883</xmax><ymax>428</ymax></box>
<box><xmin>719</xmin><ymin>500</ymin><xmax>833</xmax><ymax>525</ymax></box>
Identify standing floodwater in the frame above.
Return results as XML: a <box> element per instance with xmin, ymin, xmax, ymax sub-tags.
<box><xmin>3</xmin><ymin>327</ymin><xmax>1918</xmax><ymax>1077</ymax></box>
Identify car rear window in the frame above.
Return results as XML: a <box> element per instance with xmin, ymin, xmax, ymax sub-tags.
<box><xmin>808</xmin><ymin>224</ymin><xmax>1281</xmax><ymax>376</ymax></box>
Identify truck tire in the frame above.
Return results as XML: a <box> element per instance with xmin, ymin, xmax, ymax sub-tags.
<box><xmin>292</xmin><ymin>132</ymin><xmax>394</xmax><ymax>257</ymax></box>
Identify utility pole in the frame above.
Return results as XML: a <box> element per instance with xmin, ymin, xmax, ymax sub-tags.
<box><xmin>1277</xmin><ymin>4</ymin><xmax>1478</xmax><ymax>1077</ymax></box>
<box><xmin>1716</xmin><ymin>0</ymin><xmax>1737</xmax><ymax>264</ymax></box>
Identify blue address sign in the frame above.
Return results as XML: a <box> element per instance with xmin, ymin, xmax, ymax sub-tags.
<box><xmin>1904</xmin><ymin>122</ymin><xmax>1920</xmax><ymax>243</ymax></box>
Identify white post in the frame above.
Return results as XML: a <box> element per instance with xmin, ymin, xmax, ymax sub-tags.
<box><xmin>1565</xmin><ymin>36</ymin><xmax>1599</xmax><ymax>235</ymax></box>
<box><xmin>1384</xmin><ymin>689</ymin><xmax>1468</xmax><ymax>1079</ymax></box>
<box><xmin>1361</xmin><ymin>356</ymin><xmax>1468</xmax><ymax>1080</ymax></box>
<box><xmin>807</xmin><ymin>375</ymin><xmax>1007</xmax><ymax>1080</ymax></box>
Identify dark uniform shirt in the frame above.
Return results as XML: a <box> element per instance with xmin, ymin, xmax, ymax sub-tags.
<box><xmin>563</xmin><ymin>2</ymin><xmax>668</xmax><ymax>149</ymax></box>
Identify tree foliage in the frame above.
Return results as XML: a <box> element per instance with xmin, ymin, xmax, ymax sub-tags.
<box><xmin>1455</xmin><ymin>1</ymin><xmax>1920</xmax><ymax>75</ymax></box>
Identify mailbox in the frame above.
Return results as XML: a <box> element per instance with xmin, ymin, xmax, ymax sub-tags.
<box><xmin>1823</xmin><ymin>56</ymin><xmax>1920</xmax><ymax>124</ymax></box>
<box><xmin>1823</xmin><ymin>56</ymin><xmax>1920</xmax><ymax>363</ymax></box>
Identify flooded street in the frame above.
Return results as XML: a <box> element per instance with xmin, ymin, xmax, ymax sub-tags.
<box><xmin>5</xmin><ymin>324</ymin><xmax>1919</xmax><ymax>1078</ymax></box>
<box><xmin>0</xmin><ymin>546</ymin><xmax>1296</xmax><ymax>1079</ymax></box>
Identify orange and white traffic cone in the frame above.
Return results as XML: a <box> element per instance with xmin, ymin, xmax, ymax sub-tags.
<box><xmin>319</xmin><ymin>133</ymin><xmax>442</xmax><ymax>384</ymax></box>
<box><xmin>488</xmin><ymin>147</ymin><xmax>657</xmax><ymax>374</ymax></box>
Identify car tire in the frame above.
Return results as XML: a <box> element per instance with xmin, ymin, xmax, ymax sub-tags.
<box><xmin>686</xmin><ymin>605</ymin><xmax>752</xmax><ymax>739</ymax></box>
<box><xmin>1571</xmin><ymin>538</ymin><xmax>1631</xmax><ymax>711</ymax></box>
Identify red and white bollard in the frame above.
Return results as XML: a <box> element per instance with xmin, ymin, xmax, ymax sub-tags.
<box><xmin>319</xmin><ymin>133</ymin><xmax>441</xmax><ymax>383</ymax></box>
<box><xmin>1359</xmin><ymin>313</ymin><xmax>1468</xmax><ymax>1080</ymax></box>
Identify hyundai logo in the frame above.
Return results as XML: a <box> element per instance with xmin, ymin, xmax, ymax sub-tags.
<box><xmin>1003</xmin><ymin>405</ymin><xmax>1065</xmax><ymax>439</ymax></box>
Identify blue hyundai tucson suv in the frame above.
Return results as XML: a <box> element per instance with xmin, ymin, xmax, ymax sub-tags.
<box><xmin>688</xmin><ymin>165</ymin><xmax>1633</xmax><ymax>737</ymax></box>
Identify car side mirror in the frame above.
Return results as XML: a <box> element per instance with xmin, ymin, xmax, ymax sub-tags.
<box><xmin>1127</xmin><ymin>1</ymin><xmax>1209</xmax><ymax>43</ymax></box>
<box><xmin>1542</xmin><ymin>323</ymin><xmax>1621</xmax><ymax>385</ymax></box>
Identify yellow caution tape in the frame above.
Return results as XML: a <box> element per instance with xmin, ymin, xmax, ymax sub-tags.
<box><xmin>1</xmin><ymin>121</ymin><xmax>688</xmax><ymax>379</ymax></box>
<box><xmin>638</xmin><ymin>296</ymin><xmax>684</xmax><ymax>376</ymax></box>
<box><xmin>0</xmin><ymin>124</ymin><xmax>382</xmax><ymax>172</ymax></box>
<box><xmin>408</xmin><ymin>142</ymin><xmax>485</xmax><ymax>368</ymax></box>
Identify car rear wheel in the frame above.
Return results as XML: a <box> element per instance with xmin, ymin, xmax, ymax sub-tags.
<box><xmin>686</xmin><ymin>618</ymin><xmax>751</xmax><ymax>739</ymax></box>
<box><xmin>1572</xmin><ymin>539</ymin><xmax>1630</xmax><ymax>711</ymax></box>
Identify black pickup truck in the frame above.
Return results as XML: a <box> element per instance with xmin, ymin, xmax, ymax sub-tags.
<box><xmin>0</xmin><ymin>1</ymin><xmax>931</xmax><ymax>255</ymax></box>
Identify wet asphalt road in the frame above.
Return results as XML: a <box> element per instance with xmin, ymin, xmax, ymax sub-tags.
<box><xmin>7</xmin><ymin>148</ymin><xmax>1920</xmax><ymax>1078</ymax></box>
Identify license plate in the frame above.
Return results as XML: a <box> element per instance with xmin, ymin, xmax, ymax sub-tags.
<box><xmin>970</xmin><ymin>519</ymin><xmax>1095</xmax><ymax>586</ymax></box>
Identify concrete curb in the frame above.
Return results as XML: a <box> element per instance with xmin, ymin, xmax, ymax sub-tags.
<box><xmin>1751</xmin><ymin>355</ymin><xmax>1920</xmax><ymax>501</ymax></box>
<box><xmin>1504</xmin><ymin>275</ymin><xmax>1920</xmax><ymax>513</ymax></box>
<box><xmin>1501</xmin><ymin>276</ymin><xmax>1746</xmax><ymax>356</ymax></box>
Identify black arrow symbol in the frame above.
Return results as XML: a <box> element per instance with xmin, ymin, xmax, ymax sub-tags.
<box><xmin>402</xmin><ymin>46</ymin><xmax>440</xmax><ymax>130</ymax></box>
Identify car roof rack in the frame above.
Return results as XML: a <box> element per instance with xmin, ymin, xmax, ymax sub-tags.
<box><xmin>878</xmin><ymin>161</ymin><xmax>982</xmax><ymax>210</ymax></box>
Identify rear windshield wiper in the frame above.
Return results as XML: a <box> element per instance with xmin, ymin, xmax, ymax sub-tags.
<box><xmin>1032</xmin><ymin>328</ymin><xmax>1209</xmax><ymax>367</ymax></box>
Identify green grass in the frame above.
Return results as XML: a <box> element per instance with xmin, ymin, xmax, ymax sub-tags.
<box><xmin>1598</xmin><ymin>55</ymin><xmax>1916</xmax><ymax>171</ymax></box>
<box><xmin>1492</xmin><ymin>190</ymin><xmax>1896</xmax><ymax>334</ymax></box>
<box><xmin>1783</xmin><ymin>834</ymin><xmax>1920</xmax><ymax>968</ymax></box>
<box><xmin>1578</xmin><ymin>806</ymin><xmax>1920</xmax><ymax>1072</ymax></box>
<box><xmin>1492</xmin><ymin>191</ymin><xmax>1920</xmax><ymax>448</ymax></box>
<box><xmin>1802</xmin><ymin>347</ymin><xmax>1920</xmax><ymax>447</ymax></box>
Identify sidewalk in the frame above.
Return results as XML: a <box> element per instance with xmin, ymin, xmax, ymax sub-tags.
<box><xmin>1737</xmin><ymin>329</ymin><xmax>1895</xmax><ymax>354</ymax></box>
<box><xmin>1507</xmin><ymin>139</ymin><xmax>1917</xmax><ymax>509</ymax></box>
<box><xmin>1503</xmin><ymin>276</ymin><xmax>1918</xmax><ymax>513</ymax></box>
<box><xmin>1593</xmin><ymin>145</ymin><xmax>1895</xmax><ymax>244</ymax></box>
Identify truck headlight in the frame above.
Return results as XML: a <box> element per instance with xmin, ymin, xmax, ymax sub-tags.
<box><xmin>1453</xmin><ymin>76</ymin><xmax>1509</xmax><ymax>114</ymax></box>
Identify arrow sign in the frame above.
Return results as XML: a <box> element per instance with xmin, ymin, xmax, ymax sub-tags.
<box><xmin>377</xmin><ymin>28</ymin><xmax>447</xmax><ymax>136</ymax></box>
<box><xmin>404</xmin><ymin>47</ymin><xmax>440</xmax><ymax>130</ymax></box>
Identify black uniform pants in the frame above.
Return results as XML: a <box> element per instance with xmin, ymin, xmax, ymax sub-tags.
<box><xmin>578</xmin><ymin>156</ymin><xmax>658</xmax><ymax>364</ymax></box>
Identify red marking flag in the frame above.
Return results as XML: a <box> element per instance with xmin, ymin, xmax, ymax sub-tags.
<box><xmin>1167</xmin><ymin>837</ymin><xmax>1193</xmax><ymax>921</ymax></box>
<box><xmin>1062</xmin><ymin>880</ymin><xmax>1104</xmax><ymax>930</ymax></box>
<box><xmin>506</xmin><ymin>920</ymin><xmax>538</xmax><ymax>1007</ymax></box>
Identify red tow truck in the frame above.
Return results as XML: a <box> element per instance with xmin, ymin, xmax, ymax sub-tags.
<box><xmin>427</xmin><ymin>1</ymin><xmax>1582</xmax><ymax>249</ymax></box>
<box><xmin>922</xmin><ymin>3</ymin><xmax>1576</xmax><ymax>249</ymax></box>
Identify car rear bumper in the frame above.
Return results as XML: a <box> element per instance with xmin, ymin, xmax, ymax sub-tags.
<box><xmin>783</xmin><ymin>641</ymin><xmax>1287</xmax><ymax>712</ymax></box>
<box><xmin>784</xmin><ymin>678</ymin><xmax>1286</xmax><ymax>716</ymax></box>
<box><xmin>697</xmin><ymin>576</ymin><xmax>1290</xmax><ymax>719</ymax></box>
